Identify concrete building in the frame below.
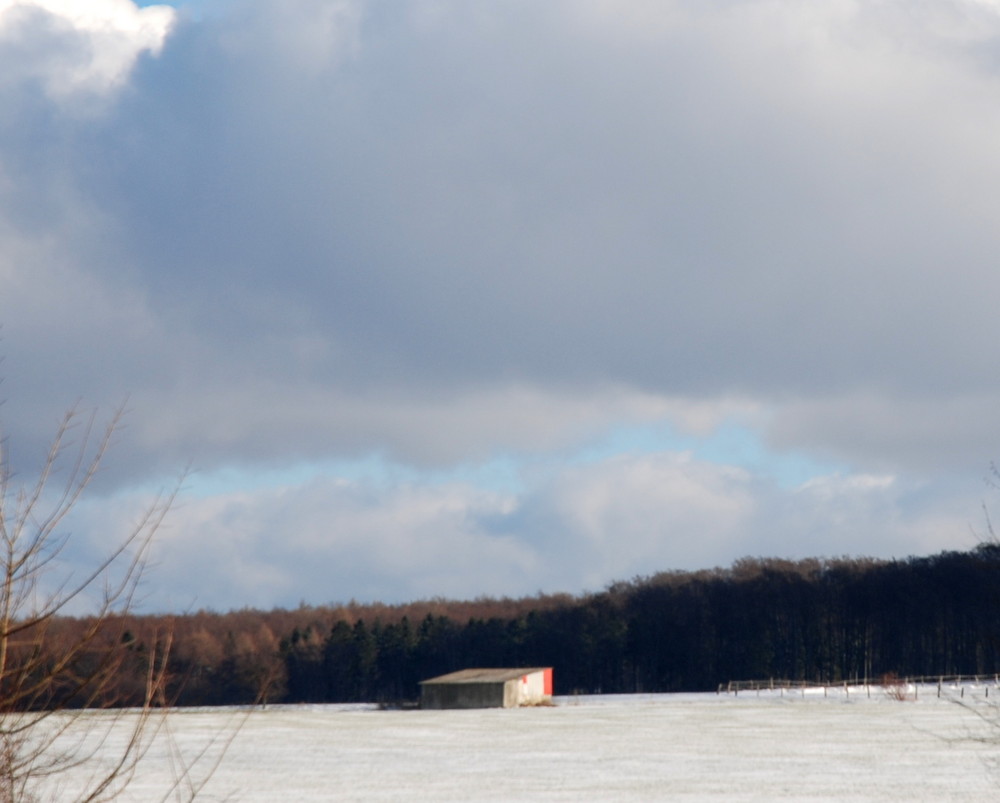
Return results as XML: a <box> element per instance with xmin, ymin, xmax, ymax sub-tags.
<box><xmin>419</xmin><ymin>667</ymin><xmax>554</xmax><ymax>709</ymax></box>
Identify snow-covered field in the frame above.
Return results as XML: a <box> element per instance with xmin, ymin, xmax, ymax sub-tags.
<box><xmin>42</xmin><ymin>687</ymin><xmax>1000</xmax><ymax>801</ymax></box>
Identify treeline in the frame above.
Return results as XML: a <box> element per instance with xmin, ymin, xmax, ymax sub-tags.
<box><xmin>40</xmin><ymin>547</ymin><xmax>1000</xmax><ymax>706</ymax></box>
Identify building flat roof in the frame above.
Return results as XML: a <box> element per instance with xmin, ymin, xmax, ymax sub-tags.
<box><xmin>420</xmin><ymin>668</ymin><xmax>551</xmax><ymax>685</ymax></box>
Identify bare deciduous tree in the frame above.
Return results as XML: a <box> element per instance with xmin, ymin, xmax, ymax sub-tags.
<box><xmin>0</xmin><ymin>405</ymin><xmax>186</xmax><ymax>802</ymax></box>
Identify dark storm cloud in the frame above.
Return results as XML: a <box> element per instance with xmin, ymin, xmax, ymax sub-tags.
<box><xmin>84</xmin><ymin>0</ymin><xmax>1000</xmax><ymax>407</ymax></box>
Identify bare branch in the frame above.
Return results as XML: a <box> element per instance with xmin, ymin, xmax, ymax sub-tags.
<box><xmin>0</xmin><ymin>401</ymin><xmax>233</xmax><ymax>802</ymax></box>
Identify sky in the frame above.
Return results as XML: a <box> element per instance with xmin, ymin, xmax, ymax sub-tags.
<box><xmin>1</xmin><ymin>0</ymin><xmax>1000</xmax><ymax>611</ymax></box>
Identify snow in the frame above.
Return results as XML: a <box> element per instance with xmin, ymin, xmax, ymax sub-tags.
<box><xmin>38</xmin><ymin>688</ymin><xmax>1000</xmax><ymax>801</ymax></box>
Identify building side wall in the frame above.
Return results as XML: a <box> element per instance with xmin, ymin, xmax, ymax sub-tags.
<box><xmin>421</xmin><ymin>682</ymin><xmax>506</xmax><ymax>710</ymax></box>
<box><xmin>514</xmin><ymin>670</ymin><xmax>550</xmax><ymax>705</ymax></box>
<box><xmin>503</xmin><ymin>679</ymin><xmax>519</xmax><ymax>708</ymax></box>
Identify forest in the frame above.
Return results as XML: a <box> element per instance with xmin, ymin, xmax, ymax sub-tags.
<box><xmin>33</xmin><ymin>546</ymin><xmax>1000</xmax><ymax>707</ymax></box>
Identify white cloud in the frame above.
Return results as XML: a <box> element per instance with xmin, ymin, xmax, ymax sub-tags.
<box><xmin>797</xmin><ymin>473</ymin><xmax>896</xmax><ymax>497</ymax></box>
<box><xmin>131</xmin><ymin>478</ymin><xmax>537</xmax><ymax>609</ymax></box>
<box><xmin>0</xmin><ymin>0</ymin><xmax>174</xmax><ymax>101</ymax></box>
<box><xmin>524</xmin><ymin>453</ymin><xmax>757</xmax><ymax>588</ymax></box>
<box><xmin>57</xmin><ymin>446</ymin><xmax>975</xmax><ymax>611</ymax></box>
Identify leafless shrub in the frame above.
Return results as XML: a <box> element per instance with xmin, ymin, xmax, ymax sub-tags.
<box><xmin>880</xmin><ymin>672</ymin><xmax>914</xmax><ymax>702</ymax></box>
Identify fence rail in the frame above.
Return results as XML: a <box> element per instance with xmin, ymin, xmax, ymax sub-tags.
<box><xmin>719</xmin><ymin>674</ymin><xmax>1000</xmax><ymax>699</ymax></box>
